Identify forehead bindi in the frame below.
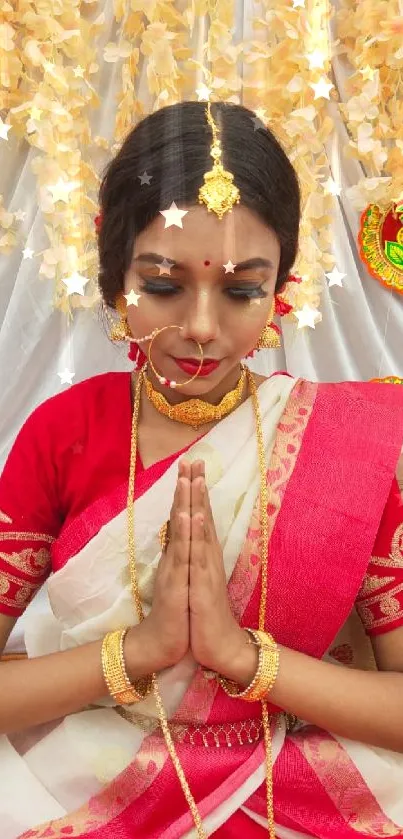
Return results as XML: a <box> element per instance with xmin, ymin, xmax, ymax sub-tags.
<box><xmin>133</xmin><ymin>252</ymin><xmax>276</xmax><ymax>274</ymax></box>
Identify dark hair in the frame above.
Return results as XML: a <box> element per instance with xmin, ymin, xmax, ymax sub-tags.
<box><xmin>98</xmin><ymin>100</ymin><xmax>301</xmax><ymax>307</ymax></box>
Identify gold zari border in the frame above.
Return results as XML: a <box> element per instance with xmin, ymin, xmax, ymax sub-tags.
<box><xmin>0</xmin><ymin>531</ymin><xmax>54</xmax><ymax>543</ymax></box>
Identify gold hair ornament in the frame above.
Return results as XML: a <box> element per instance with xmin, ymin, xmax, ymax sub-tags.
<box><xmin>198</xmin><ymin>102</ymin><xmax>241</xmax><ymax>220</ymax></box>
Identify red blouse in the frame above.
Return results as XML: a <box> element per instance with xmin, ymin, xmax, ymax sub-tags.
<box><xmin>0</xmin><ymin>372</ymin><xmax>402</xmax><ymax>637</ymax></box>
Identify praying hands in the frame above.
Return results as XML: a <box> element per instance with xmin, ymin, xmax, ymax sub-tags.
<box><xmin>138</xmin><ymin>459</ymin><xmax>258</xmax><ymax>686</ymax></box>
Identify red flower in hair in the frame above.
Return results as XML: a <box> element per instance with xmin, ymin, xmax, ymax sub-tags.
<box><xmin>274</xmin><ymin>295</ymin><xmax>293</xmax><ymax>317</ymax></box>
<box><xmin>95</xmin><ymin>212</ymin><xmax>103</xmax><ymax>230</ymax></box>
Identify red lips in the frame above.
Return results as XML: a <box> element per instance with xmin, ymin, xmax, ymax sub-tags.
<box><xmin>173</xmin><ymin>358</ymin><xmax>221</xmax><ymax>377</ymax></box>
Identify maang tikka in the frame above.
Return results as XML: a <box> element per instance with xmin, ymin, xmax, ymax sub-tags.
<box><xmin>198</xmin><ymin>101</ymin><xmax>240</xmax><ymax>219</ymax></box>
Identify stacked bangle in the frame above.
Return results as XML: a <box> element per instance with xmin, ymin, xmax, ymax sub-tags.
<box><xmin>101</xmin><ymin>628</ymin><xmax>152</xmax><ymax>705</ymax></box>
<box><xmin>219</xmin><ymin>628</ymin><xmax>280</xmax><ymax>702</ymax></box>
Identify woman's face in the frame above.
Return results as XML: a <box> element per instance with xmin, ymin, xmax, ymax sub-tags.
<box><xmin>123</xmin><ymin>204</ymin><xmax>281</xmax><ymax>397</ymax></box>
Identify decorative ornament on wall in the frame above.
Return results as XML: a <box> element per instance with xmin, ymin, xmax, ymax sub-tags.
<box><xmin>370</xmin><ymin>377</ymin><xmax>403</xmax><ymax>385</ymax></box>
<box><xmin>359</xmin><ymin>202</ymin><xmax>403</xmax><ymax>295</ymax></box>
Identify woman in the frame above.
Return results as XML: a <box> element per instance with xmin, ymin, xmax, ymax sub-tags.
<box><xmin>0</xmin><ymin>100</ymin><xmax>403</xmax><ymax>839</ymax></box>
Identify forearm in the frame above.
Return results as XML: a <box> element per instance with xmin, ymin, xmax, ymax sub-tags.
<box><xmin>0</xmin><ymin>624</ymin><xmax>153</xmax><ymax>735</ymax></box>
<box><xmin>271</xmin><ymin>646</ymin><xmax>403</xmax><ymax>752</ymax></box>
<box><xmin>223</xmin><ymin>638</ymin><xmax>403</xmax><ymax>752</ymax></box>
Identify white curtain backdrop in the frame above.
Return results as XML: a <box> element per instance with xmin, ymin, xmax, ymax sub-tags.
<box><xmin>1</xmin><ymin>0</ymin><xmax>402</xmax><ymax>475</ymax></box>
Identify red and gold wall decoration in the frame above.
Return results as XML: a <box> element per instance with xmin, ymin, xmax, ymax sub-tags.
<box><xmin>371</xmin><ymin>377</ymin><xmax>403</xmax><ymax>385</ymax></box>
<box><xmin>359</xmin><ymin>203</ymin><xmax>403</xmax><ymax>295</ymax></box>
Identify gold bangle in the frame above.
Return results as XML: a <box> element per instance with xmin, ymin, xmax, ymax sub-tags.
<box><xmin>101</xmin><ymin>628</ymin><xmax>152</xmax><ymax>705</ymax></box>
<box><xmin>219</xmin><ymin>629</ymin><xmax>280</xmax><ymax>703</ymax></box>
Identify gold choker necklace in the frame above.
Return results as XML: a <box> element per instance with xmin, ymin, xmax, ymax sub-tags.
<box><xmin>143</xmin><ymin>365</ymin><xmax>247</xmax><ymax>428</ymax></box>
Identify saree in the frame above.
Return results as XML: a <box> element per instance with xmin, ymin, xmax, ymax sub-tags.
<box><xmin>1</xmin><ymin>371</ymin><xmax>403</xmax><ymax>838</ymax></box>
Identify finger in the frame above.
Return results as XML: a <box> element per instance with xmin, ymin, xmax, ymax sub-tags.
<box><xmin>166</xmin><ymin>477</ymin><xmax>190</xmax><ymax>567</ymax></box>
<box><xmin>165</xmin><ymin>477</ymin><xmax>186</xmax><ymax>552</ymax></box>
<box><xmin>172</xmin><ymin>476</ymin><xmax>190</xmax><ymax>536</ymax></box>
<box><xmin>191</xmin><ymin>474</ymin><xmax>205</xmax><ymax>519</ymax></box>
<box><xmin>178</xmin><ymin>459</ymin><xmax>191</xmax><ymax>481</ymax></box>
<box><xmin>191</xmin><ymin>460</ymin><xmax>205</xmax><ymax>482</ymax></box>
<box><xmin>160</xmin><ymin>472</ymin><xmax>190</xmax><ymax>569</ymax></box>
<box><xmin>202</xmin><ymin>484</ymin><xmax>216</xmax><ymax>545</ymax></box>
<box><xmin>190</xmin><ymin>512</ymin><xmax>206</xmax><ymax>569</ymax></box>
<box><xmin>172</xmin><ymin>511</ymin><xmax>191</xmax><ymax>568</ymax></box>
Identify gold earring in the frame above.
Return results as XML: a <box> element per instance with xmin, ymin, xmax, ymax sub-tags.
<box><xmin>109</xmin><ymin>295</ymin><xmax>132</xmax><ymax>342</ymax></box>
<box><xmin>256</xmin><ymin>300</ymin><xmax>281</xmax><ymax>350</ymax></box>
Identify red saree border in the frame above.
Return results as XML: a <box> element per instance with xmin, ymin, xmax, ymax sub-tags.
<box><xmin>291</xmin><ymin>727</ymin><xmax>403</xmax><ymax>836</ymax></box>
<box><xmin>20</xmin><ymin>378</ymin><xmax>315</xmax><ymax>839</ymax></box>
<box><xmin>258</xmin><ymin>380</ymin><xmax>403</xmax><ymax>660</ymax></box>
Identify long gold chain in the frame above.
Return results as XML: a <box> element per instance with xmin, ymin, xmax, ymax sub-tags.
<box><xmin>127</xmin><ymin>367</ymin><xmax>275</xmax><ymax>839</ymax></box>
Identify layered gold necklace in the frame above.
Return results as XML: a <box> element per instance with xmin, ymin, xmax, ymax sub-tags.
<box><xmin>127</xmin><ymin>367</ymin><xmax>275</xmax><ymax>839</ymax></box>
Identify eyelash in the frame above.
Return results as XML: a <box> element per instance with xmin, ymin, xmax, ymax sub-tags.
<box><xmin>139</xmin><ymin>281</ymin><xmax>268</xmax><ymax>301</ymax></box>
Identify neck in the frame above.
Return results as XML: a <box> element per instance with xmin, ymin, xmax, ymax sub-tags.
<box><xmin>145</xmin><ymin>363</ymin><xmax>244</xmax><ymax>406</ymax></box>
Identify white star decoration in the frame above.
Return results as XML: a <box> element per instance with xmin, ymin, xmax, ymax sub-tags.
<box><xmin>196</xmin><ymin>84</ymin><xmax>211</xmax><ymax>102</ymax></box>
<box><xmin>310</xmin><ymin>78</ymin><xmax>334</xmax><ymax>100</ymax></box>
<box><xmin>294</xmin><ymin>305</ymin><xmax>321</xmax><ymax>330</ymax></box>
<box><xmin>15</xmin><ymin>210</ymin><xmax>26</xmax><ymax>221</ymax></box>
<box><xmin>0</xmin><ymin>120</ymin><xmax>11</xmax><ymax>141</ymax></box>
<box><xmin>323</xmin><ymin>177</ymin><xmax>342</xmax><ymax>196</ymax></box>
<box><xmin>160</xmin><ymin>202</ymin><xmax>188</xmax><ymax>229</ymax></box>
<box><xmin>58</xmin><ymin>368</ymin><xmax>74</xmax><ymax>385</ymax></box>
<box><xmin>158</xmin><ymin>258</ymin><xmax>174</xmax><ymax>276</ymax></box>
<box><xmin>223</xmin><ymin>260</ymin><xmax>236</xmax><ymax>273</ymax></box>
<box><xmin>62</xmin><ymin>271</ymin><xmax>90</xmax><ymax>296</ymax></box>
<box><xmin>326</xmin><ymin>267</ymin><xmax>346</xmax><ymax>287</ymax></box>
<box><xmin>138</xmin><ymin>171</ymin><xmax>152</xmax><ymax>186</ymax></box>
<box><xmin>22</xmin><ymin>247</ymin><xmax>34</xmax><ymax>259</ymax></box>
<box><xmin>306</xmin><ymin>50</ymin><xmax>326</xmax><ymax>70</ymax></box>
<box><xmin>47</xmin><ymin>178</ymin><xmax>79</xmax><ymax>203</ymax></box>
<box><xmin>124</xmin><ymin>290</ymin><xmax>141</xmax><ymax>306</ymax></box>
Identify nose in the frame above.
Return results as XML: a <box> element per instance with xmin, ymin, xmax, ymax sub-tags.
<box><xmin>180</xmin><ymin>290</ymin><xmax>220</xmax><ymax>348</ymax></box>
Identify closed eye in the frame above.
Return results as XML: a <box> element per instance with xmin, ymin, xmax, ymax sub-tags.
<box><xmin>139</xmin><ymin>280</ymin><xmax>268</xmax><ymax>301</ymax></box>
<box><xmin>227</xmin><ymin>287</ymin><xmax>268</xmax><ymax>300</ymax></box>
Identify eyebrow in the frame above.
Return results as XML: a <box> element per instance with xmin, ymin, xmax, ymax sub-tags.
<box><xmin>133</xmin><ymin>253</ymin><xmax>275</xmax><ymax>272</ymax></box>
